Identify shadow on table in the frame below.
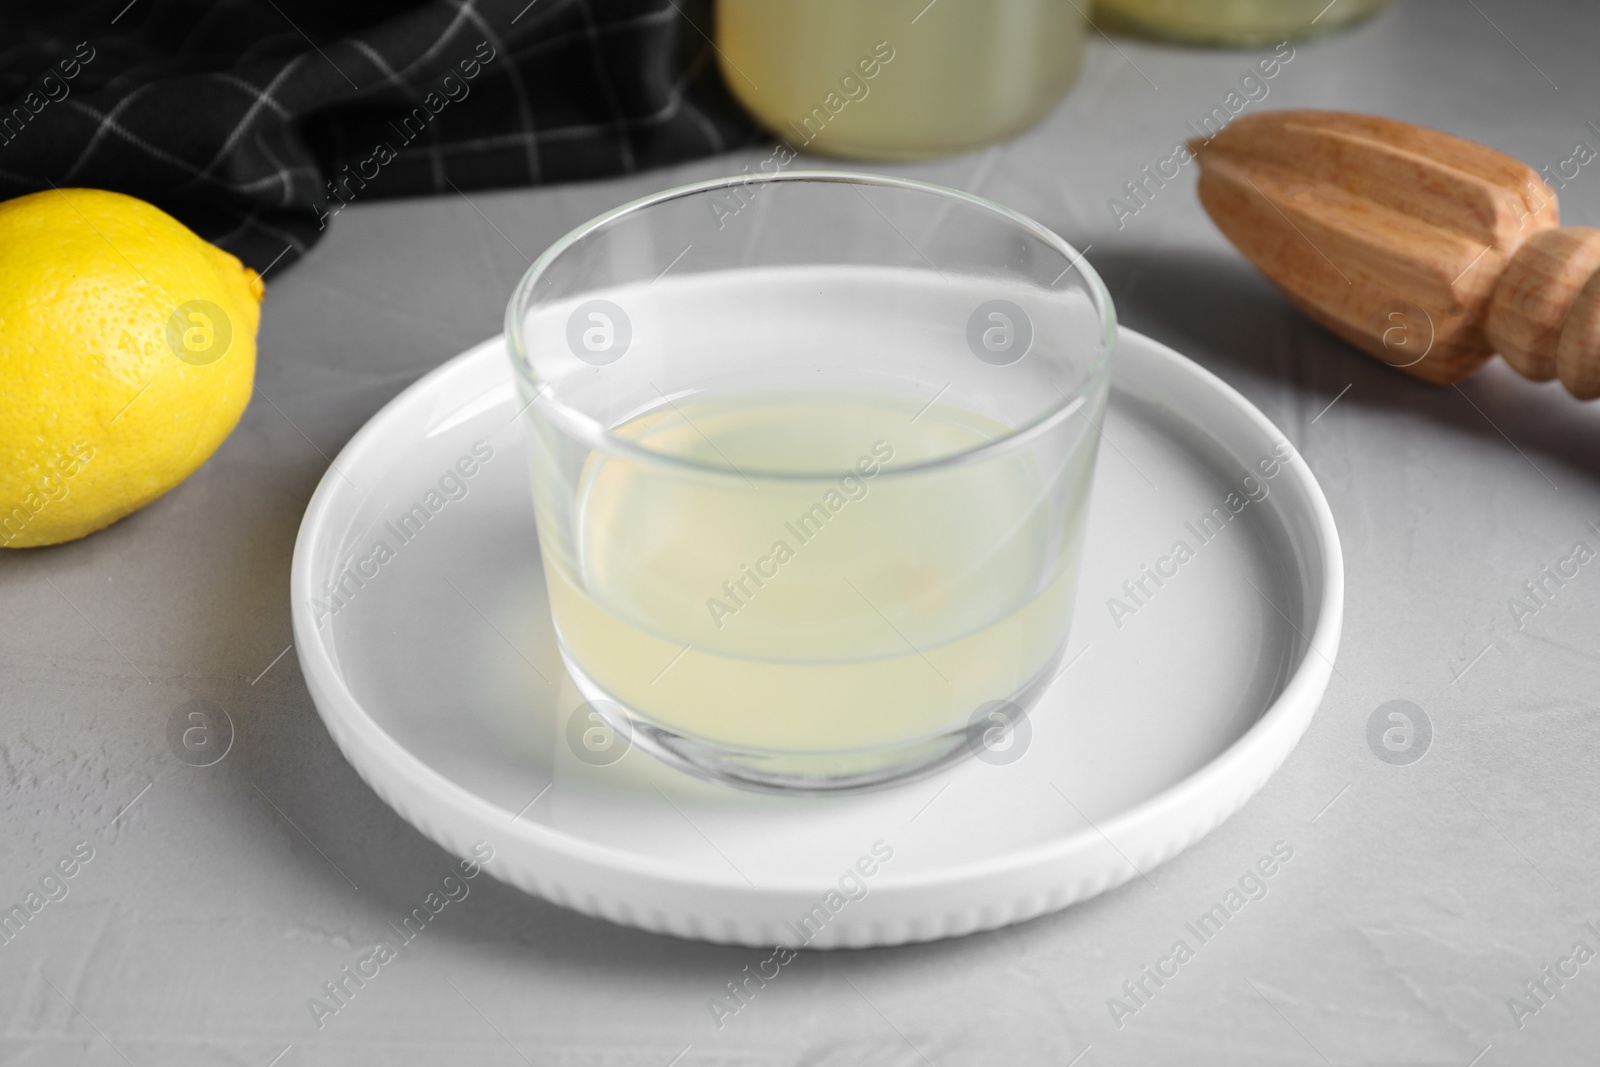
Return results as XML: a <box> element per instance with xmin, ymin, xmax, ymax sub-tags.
<box><xmin>1090</xmin><ymin>246</ymin><xmax>1600</xmax><ymax>486</ymax></box>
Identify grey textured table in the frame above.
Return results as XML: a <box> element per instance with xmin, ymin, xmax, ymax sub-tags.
<box><xmin>6</xmin><ymin>1</ymin><xmax>1600</xmax><ymax>1063</ymax></box>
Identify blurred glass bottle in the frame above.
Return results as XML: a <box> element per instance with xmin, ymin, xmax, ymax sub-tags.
<box><xmin>1095</xmin><ymin>0</ymin><xmax>1390</xmax><ymax>46</ymax></box>
<box><xmin>715</xmin><ymin>0</ymin><xmax>1086</xmax><ymax>161</ymax></box>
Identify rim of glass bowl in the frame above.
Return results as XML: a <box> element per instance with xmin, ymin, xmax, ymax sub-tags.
<box><xmin>505</xmin><ymin>170</ymin><xmax>1117</xmax><ymax>481</ymax></box>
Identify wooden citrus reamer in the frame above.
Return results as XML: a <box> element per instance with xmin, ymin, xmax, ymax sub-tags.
<box><xmin>1190</xmin><ymin>110</ymin><xmax>1600</xmax><ymax>399</ymax></box>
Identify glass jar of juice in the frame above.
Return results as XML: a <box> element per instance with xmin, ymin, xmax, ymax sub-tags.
<box><xmin>714</xmin><ymin>0</ymin><xmax>1086</xmax><ymax>161</ymax></box>
<box><xmin>1094</xmin><ymin>0</ymin><xmax>1390</xmax><ymax>46</ymax></box>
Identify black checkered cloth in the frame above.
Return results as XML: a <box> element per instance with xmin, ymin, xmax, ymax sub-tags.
<box><xmin>0</xmin><ymin>0</ymin><xmax>757</xmax><ymax>275</ymax></box>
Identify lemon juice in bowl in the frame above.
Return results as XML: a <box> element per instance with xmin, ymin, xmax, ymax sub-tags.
<box><xmin>509</xmin><ymin>175</ymin><xmax>1113</xmax><ymax>791</ymax></box>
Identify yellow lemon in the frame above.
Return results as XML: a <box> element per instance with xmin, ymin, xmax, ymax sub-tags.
<box><xmin>0</xmin><ymin>188</ymin><xmax>264</xmax><ymax>548</ymax></box>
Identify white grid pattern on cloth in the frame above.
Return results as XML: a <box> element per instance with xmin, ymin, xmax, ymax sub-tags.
<box><xmin>0</xmin><ymin>0</ymin><xmax>759</xmax><ymax>270</ymax></box>
<box><xmin>576</xmin><ymin>0</ymin><xmax>637</xmax><ymax>174</ymax></box>
<box><xmin>449</xmin><ymin>0</ymin><xmax>552</xmax><ymax>183</ymax></box>
<box><xmin>175</xmin><ymin>54</ymin><xmax>308</xmax><ymax>192</ymax></box>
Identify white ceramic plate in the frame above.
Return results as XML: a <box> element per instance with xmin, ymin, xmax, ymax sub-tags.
<box><xmin>291</xmin><ymin>327</ymin><xmax>1342</xmax><ymax>948</ymax></box>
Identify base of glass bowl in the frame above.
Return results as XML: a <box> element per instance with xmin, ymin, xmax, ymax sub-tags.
<box><xmin>558</xmin><ymin>643</ymin><xmax>1067</xmax><ymax>795</ymax></box>
<box><xmin>1092</xmin><ymin>0</ymin><xmax>1389</xmax><ymax>48</ymax></box>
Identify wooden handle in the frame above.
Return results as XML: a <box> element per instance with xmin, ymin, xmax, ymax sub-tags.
<box><xmin>1487</xmin><ymin>227</ymin><xmax>1600</xmax><ymax>397</ymax></box>
<box><xmin>1191</xmin><ymin>110</ymin><xmax>1600</xmax><ymax>398</ymax></box>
